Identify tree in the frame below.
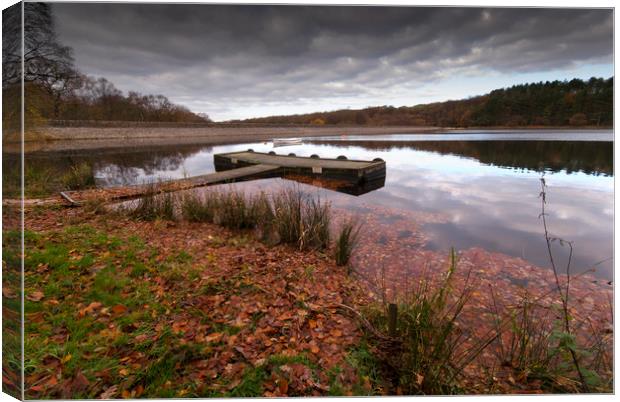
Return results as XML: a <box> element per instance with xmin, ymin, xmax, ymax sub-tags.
<box><xmin>2</xmin><ymin>3</ymin><xmax>21</xmax><ymax>86</ymax></box>
<box><xmin>3</xmin><ymin>3</ymin><xmax>78</xmax><ymax>88</ymax></box>
<box><xmin>3</xmin><ymin>3</ymin><xmax>80</xmax><ymax>127</ymax></box>
<box><xmin>22</xmin><ymin>3</ymin><xmax>77</xmax><ymax>87</ymax></box>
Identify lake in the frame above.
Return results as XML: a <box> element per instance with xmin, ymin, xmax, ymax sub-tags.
<box><xmin>23</xmin><ymin>130</ymin><xmax>614</xmax><ymax>281</ymax></box>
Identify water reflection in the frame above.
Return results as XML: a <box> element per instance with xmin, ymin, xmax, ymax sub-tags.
<box><xmin>372</xmin><ymin>168</ymin><xmax>613</xmax><ymax>276</ymax></box>
<box><xmin>19</xmin><ymin>133</ymin><xmax>614</xmax><ymax>279</ymax></box>
<box><xmin>307</xmin><ymin>140</ymin><xmax>613</xmax><ymax>176</ymax></box>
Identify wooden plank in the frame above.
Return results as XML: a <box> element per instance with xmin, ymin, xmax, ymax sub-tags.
<box><xmin>64</xmin><ymin>164</ymin><xmax>281</xmax><ymax>204</ymax></box>
<box><xmin>184</xmin><ymin>164</ymin><xmax>279</xmax><ymax>186</ymax></box>
<box><xmin>59</xmin><ymin>191</ymin><xmax>82</xmax><ymax>206</ymax></box>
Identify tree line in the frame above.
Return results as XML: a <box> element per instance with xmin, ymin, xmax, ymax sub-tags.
<box><xmin>238</xmin><ymin>77</ymin><xmax>613</xmax><ymax>127</ymax></box>
<box><xmin>2</xmin><ymin>2</ymin><xmax>209</xmax><ymax>133</ymax></box>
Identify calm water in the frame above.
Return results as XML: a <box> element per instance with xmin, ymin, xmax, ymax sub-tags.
<box><xmin>25</xmin><ymin>130</ymin><xmax>614</xmax><ymax>279</ymax></box>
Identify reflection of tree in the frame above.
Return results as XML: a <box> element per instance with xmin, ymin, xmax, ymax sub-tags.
<box><xmin>17</xmin><ymin>144</ymin><xmax>212</xmax><ymax>186</ymax></box>
<box><xmin>310</xmin><ymin>140</ymin><xmax>613</xmax><ymax>176</ymax></box>
<box><xmin>92</xmin><ymin>144</ymin><xmax>210</xmax><ymax>175</ymax></box>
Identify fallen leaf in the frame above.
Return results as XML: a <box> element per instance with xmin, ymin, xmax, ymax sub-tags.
<box><xmin>79</xmin><ymin>301</ymin><xmax>102</xmax><ymax>317</ymax></box>
<box><xmin>99</xmin><ymin>385</ymin><xmax>118</xmax><ymax>399</ymax></box>
<box><xmin>43</xmin><ymin>375</ymin><xmax>58</xmax><ymax>387</ymax></box>
<box><xmin>71</xmin><ymin>370</ymin><xmax>90</xmax><ymax>393</ymax></box>
<box><xmin>2</xmin><ymin>287</ymin><xmax>17</xmax><ymax>299</ymax></box>
<box><xmin>205</xmin><ymin>332</ymin><xmax>223</xmax><ymax>343</ymax></box>
<box><xmin>330</xmin><ymin>329</ymin><xmax>342</xmax><ymax>337</ymax></box>
<box><xmin>26</xmin><ymin>291</ymin><xmax>44</xmax><ymax>302</ymax></box>
<box><xmin>134</xmin><ymin>334</ymin><xmax>149</xmax><ymax>343</ymax></box>
<box><xmin>111</xmin><ymin>305</ymin><xmax>128</xmax><ymax>314</ymax></box>
<box><xmin>133</xmin><ymin>385</ymin><xmax>144</xmax><ymax>398</ymax></box>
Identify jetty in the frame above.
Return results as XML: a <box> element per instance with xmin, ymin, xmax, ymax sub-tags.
<box><xmin>214</xmin><ymin>150</ymin><xmax>385</xmax><ymax>182</ymax></box>
<box><xmin>59</xmin><ymin>150</ymin><xmax>386</xmax><ymax>205</ymax></box>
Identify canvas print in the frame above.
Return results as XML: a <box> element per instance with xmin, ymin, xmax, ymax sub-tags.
<box><xmin>1</xmin><ymin>1</ymin><xmax>614</xmax><ymax>399</ymax></box>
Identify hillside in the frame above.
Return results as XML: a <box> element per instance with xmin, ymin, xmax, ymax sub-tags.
<box><xmin>237</xmin><ymin>77</ymin><xmax>613</xmax><ymax>127</ymax></box>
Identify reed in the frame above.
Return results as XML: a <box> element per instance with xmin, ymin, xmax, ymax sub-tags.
<box><xmin>128</xmin><ymin>184</ymin><xmax>175</xmax><ymax>221</ymax></box>
<box><xmin>334</xmin><ymin>219</ymin><xmax>361</xmax><ymax>267</ymax></box>
<box><xmin>61</xmin><ymin>162</ymin><xmax>96</xmax><ymax>190</ymax></box>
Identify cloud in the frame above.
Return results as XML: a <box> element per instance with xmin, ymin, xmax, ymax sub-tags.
<box><xmin>51</xmin><ymin>4</ymin><xmax>613</xmax><ymax>120</ymax></box>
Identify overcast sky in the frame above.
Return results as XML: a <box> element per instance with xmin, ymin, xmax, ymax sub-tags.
<box><xmin>51</xmin><ymin>3</ymin><xmax>613</xmax><ymax>121</ymax></box>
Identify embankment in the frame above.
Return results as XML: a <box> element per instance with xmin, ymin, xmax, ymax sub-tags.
<box><xmin>6</xmin><ymin>124</ymin><xmax>440</xmax><ymax>153</ymax></box>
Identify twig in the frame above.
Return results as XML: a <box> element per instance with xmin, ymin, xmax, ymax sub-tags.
<box><xmin>333</xmin><ymin>302</ymin><xmax>398</xmax><ymax>344</ymax></box>
<box><xmin>539</xmin><ymin>177</ymin><xmax>588</xmax><ymax>391</ymax></box>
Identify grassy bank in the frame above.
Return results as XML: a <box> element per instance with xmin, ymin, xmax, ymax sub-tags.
<box><xmin>11</xmin><ymin>204</ymin><xmax>371</xmax><ymax>398</ymax></box>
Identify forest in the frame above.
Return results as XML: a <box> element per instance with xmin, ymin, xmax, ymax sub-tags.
<box><xmin>239</xmin><ymin>77</ymin><xmax>613</xmax><ymax>127</ymax></box>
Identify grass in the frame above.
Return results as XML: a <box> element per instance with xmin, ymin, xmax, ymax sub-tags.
<box><xmin>13</xmin><ymin>176</ymin><xmax>613</xmax><ymax>396</ymax></box>
<box><xmin>134</xmin><ymin>186</ymin><xmax>359</xmax><ymax>268</ymax></box>
<box><xmin>2</xmin><ymin>229</ymin><xmax>23</xmax><ymax>399</ymax></box>
<box><xmin>11</xmin><ymin>225</ymin><xmax>207</xmax><ymax>398</ymax></box>
<box><xmin>50</xmin><ymin>178</ymin><xmax>612</xmax><ymax>395</ymax></box>
<box><xmin>298</xmin><ymin>196</ymin><xmax>331</xmax><ymax>250</ymax></box>
<box><xmin>391</xmin><ymin>249</ymin><xmax>473</xmax><ymax>394</ymax></box>
<box><xmin>177</xmin><ymin>187</ymin><xmax>334</xmax><ymax>252</ymax></box>
<box><xmin>3</xmin><ymin>161</ymin><xmax>96</xmax><ymax>197</ymax></box>
<box><xmin>180</xmin><ymin>192</ymin><xmax>217</xmax><ymax>223</ymax></box>
<box><xmin>355</xmin><ymin>245</ymin><xmax>613</xmax><ymax>394</ymax></box>
<box><xmin>358</xmin><ymin>249</ymin><xmax>490</xmax><ymax>395</ymax></box>
<box><xmin>270</xmin><ymin>188</ymin><xmax>331</xmax><ymax>250</ymax></box>
<box><xmin>334</xmin><ymin>219</ymin><xmax>362</xmax><ymax>267</ymax></box>
<box><xmin>61</xmin><ymin>162</ymin><xmax>96</xmax><ymax>190</ymax></box>
<box><xmin>217</xmin><ymin>191</ymin><xmax>263</xmax><ymax>230</ymax></box>
<box><xmin>486</xmin><ymin>284</ymin><xmax>613</xmax><ymax>392</ymax></box>
<box><xmin>126</xmin><ymin>185</ymin><xmax>175</xmax><ymax>221</ymax></box>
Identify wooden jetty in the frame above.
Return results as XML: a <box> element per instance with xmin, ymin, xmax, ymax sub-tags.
<box><xmin>214</xmin><ymin>150</ymin><xmax>386</xmax><ymax>183</ymax></box>
<box><xmin>61</xmin><ymin>151</ymin><xmax>386</xmax><ymax>205</ymax></box>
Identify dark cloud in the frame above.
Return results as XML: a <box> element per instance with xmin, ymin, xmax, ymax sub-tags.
<box><xmin>51</xmin><ymin>4</ymin><xmax>613</xmax><ymax>120</ymax></box>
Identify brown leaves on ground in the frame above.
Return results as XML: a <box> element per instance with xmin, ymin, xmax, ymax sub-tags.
<box><xmin>17</xmin><ymin>194</ymin><xmax>612</xmax><ymax>396</ymax></box>
<box><xmin>20</xmin><ymin>205</ymin><xmax>371</xmax><ymax>398</ymax></box>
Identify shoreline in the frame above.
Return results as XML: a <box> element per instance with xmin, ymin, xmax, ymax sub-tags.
<box><xmin>3</xmin><ymin>124</ymin><xmax>612</xmax><ymax>154</ymax></box>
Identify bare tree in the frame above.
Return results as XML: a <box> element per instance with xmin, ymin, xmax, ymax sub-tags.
<box><xmin>3</xmin><ymin>3</ymin><xmax>78</xmax><ymax>87</ymax></box>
